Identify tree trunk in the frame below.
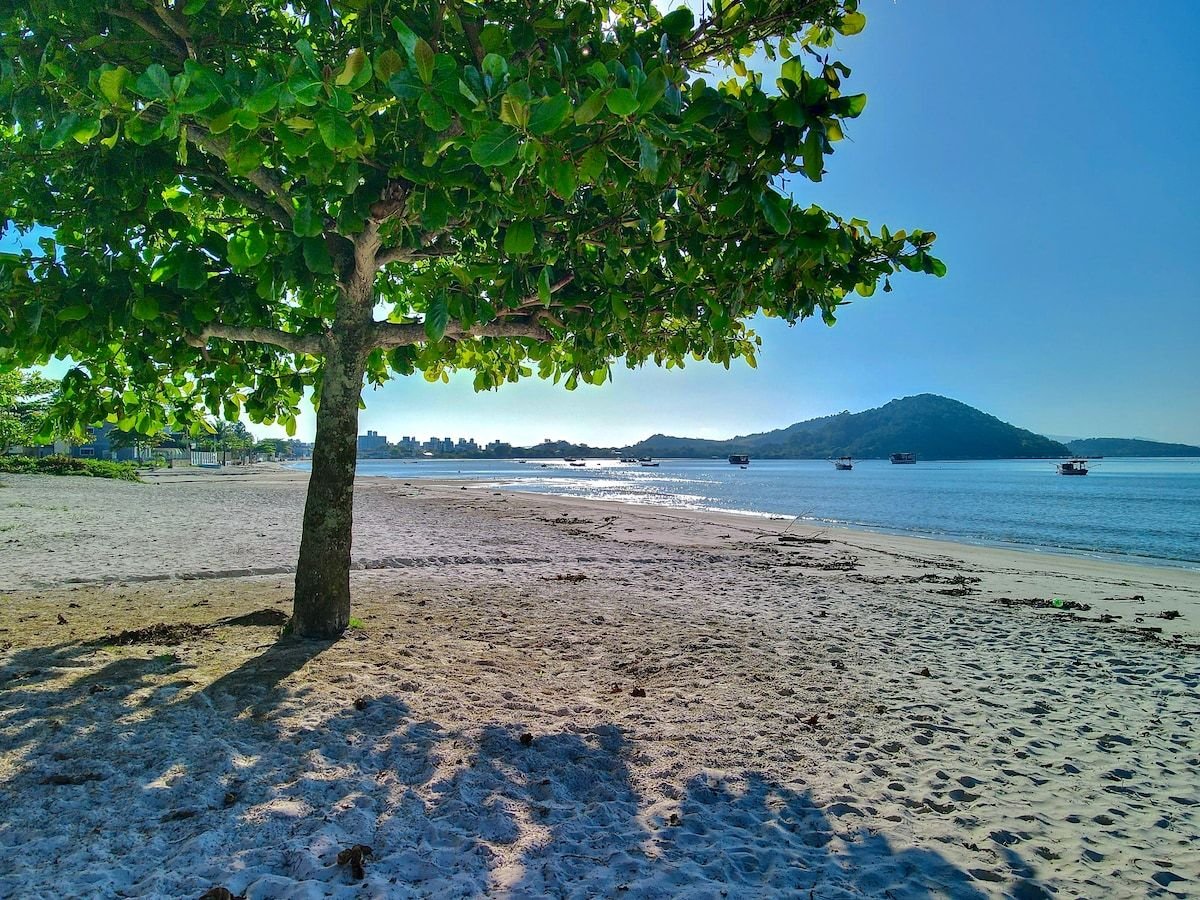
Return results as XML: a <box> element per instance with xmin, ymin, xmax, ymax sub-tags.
<box><xmin>291</xmin><ymin>338</ymin><xmax>367</xmax><ymax>638</ymax></box>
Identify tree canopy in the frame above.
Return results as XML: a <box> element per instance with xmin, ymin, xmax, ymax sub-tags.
<box><xmin>0</xmin><ymin>0</ymin><xmax>941</xmax><ymax>438</ymax></box>
<box><xmin>0</xmin><ymin>368</ymin><xmax>57</xmax><ymax>452</ymax></box>
<box><xmin>0</xmin><ymin>0</ymin><xmax>943</xmax><ymax>636</ymax></box>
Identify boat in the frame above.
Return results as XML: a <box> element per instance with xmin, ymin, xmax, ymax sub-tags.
<box><xmin>833</xmin><ymin>456</ymin><xmax>853</xmax><ymax>470</ymax></box>
<box><xmin>889</xmin><ymin>452</ymin><xmax>916</xmax><ymax>464</ymax></box>
<box><xmin>569</xmin><ymin>461</ymin><xmax>587</xmax><ymax>467</ymax></box>
<box><xmin>1056</xmin><ymin>458</ymin><xmax>1090</xmax><ymax>476</ymax></box>
<box><xmin>564</xmin><ymin>456</ymin><xmax>577</xmax><ymax>462</ymax></box>
<box><xmin>728</xmin><ymin>454</ymin><xmax>750</xmax><ymax>466</ymax></box>
<box><xmin>619</xmin><ymin>456</ymin><xmax>637</xmax><ymax>463</ymax></box>
<box><xmin>639</xmin><ymin>458</ymin><xmax>659</xmax><ymax>467</ymax></box>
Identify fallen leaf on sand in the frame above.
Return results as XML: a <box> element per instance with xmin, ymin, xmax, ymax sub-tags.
<box><xmin>916</xmin><ymin>667</ymin><xmax>932</xmax><ymax>678</ymax></box>
<box><xmin>56</xmin><ymin>614</ymin><xmax>67</xmax><ymax>625</ymax></box>
<box><xmin>630</xmin><ymin>687</ymin><xmax>647</xmax><ymax>698</ymax></box>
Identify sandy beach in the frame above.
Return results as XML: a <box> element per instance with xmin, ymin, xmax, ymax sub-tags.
<box><xmin>0</xmin><ymin>466</ymin><xmax>1197</xmax><ymax>899</ymax></box>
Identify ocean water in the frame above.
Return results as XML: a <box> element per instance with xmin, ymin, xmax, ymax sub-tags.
<box><xmin>310</xmin><ymin>457</ymin><xmax>1200</xmax><ymax>568</ymax></box>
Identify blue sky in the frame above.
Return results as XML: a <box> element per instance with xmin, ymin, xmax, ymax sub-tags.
<box><xmin>14</xmin><ymin>1</ymin><xmax>1200</xmax><ymax>446</ymax></box>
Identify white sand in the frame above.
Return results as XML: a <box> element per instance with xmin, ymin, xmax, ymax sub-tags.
<box><xmin>0</xmin><ymin>467</ymin><xmax>1197</xmax><ymax>898</ymax></box>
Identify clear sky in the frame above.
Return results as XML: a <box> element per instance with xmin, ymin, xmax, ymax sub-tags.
<box><xmin>13</xmin><ymin>1</ymin><xmax>1200</xmax><ymax>446</ymax></box>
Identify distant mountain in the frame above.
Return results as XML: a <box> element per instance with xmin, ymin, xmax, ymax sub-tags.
<box><xmin>1066</xmin><ymin>437</ymin><xmax>1200</xmax><ymax>458</ymax></box>
<box><xmin>625</xmin><ymin>394</ymin><xmax>1071</xmax><ymax>460</ymax></box>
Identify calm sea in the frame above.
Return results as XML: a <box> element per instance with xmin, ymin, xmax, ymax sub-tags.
<box><xmin>307</xmin><ymin>457</ymin><xmax>1200</xmax><ymax>569</ymax></box>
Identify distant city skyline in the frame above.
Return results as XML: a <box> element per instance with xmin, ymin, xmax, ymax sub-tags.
<box><xmin>9</xmin><ymin>0</ymin><xmax>1200</xmax><ymax>447</ymax></box>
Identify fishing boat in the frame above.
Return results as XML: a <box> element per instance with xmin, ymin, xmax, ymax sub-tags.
<box><xmin>619</xmin><ymin>456</ymin><xmax>637</xmax><ymax>463</ymax></box>
<box><xmin>639</xmin><ymin>457</ymin><xmax>659</xmax><ymax>467</ymax></box>
<box><xmin>728</xmin><ymin>454</ymin><xmax>750</xmax><ymax>466</ymax></box>
<box><xmin>833</xmin><ymin>456</ymin><xmax>853</xmax><ymax>470</ymax></box>
<box><xmin>889</xmin><ymin>452</ymin><xmax>916</xmax><ymax>464</ymax></box>
<box><xmin>1056</xmin><ymin>458</ymin><xmax>1090</xmax><ymax>476</ymax></box>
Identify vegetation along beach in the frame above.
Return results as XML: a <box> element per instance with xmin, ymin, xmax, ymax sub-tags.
<box><xmin>2</xmin><ymin>0</ymin><xmax>1198</xmax><ymax>897</ymax></box>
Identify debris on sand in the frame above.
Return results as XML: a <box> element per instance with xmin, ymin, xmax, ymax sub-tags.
<box><xmin>336</xmin><ymin>844</ymin><xmax>373</xmax><ymax>880</ymax></box>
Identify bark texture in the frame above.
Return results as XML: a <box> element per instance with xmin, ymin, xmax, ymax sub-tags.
<box><xmin>291</xmin><ymin>296</ymin><xmax>370</xmax><ymax>638</ymax></box>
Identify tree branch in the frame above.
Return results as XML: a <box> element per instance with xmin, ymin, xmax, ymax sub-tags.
<box><xmin>186</xmin><ymin>323</ymin><xmax>325</xmax><ymax>356</ymax></box>
<box><xmin>372</xmin><ymin>317</ymin><xmax>553</xmax><ymax>349</ymax></box>
<box><xmin>185</xmin><ymin>126</ymin><xmax>295</xmax><ymax>224</ymax></box>
<box><xmin>198</xmin><ymin>172</ymin><xmax>293</xmax><ymax>230</ymax></box>
<box><xmin>109</xmin><ymin>5</ymin><xmax>187</xmax><ymax>58</ymax></box>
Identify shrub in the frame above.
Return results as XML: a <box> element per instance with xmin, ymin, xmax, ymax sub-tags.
<box><xmin>0</xmin><ymin>455</ymin><xmax>142</xmax><ymax>482</ymax></box>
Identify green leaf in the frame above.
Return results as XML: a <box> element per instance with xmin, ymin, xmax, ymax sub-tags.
<box><xmin>470</xmin><ymin>123</ymin><xmax>520</xmax><ymax>167</ymax></box>
<box><xmin>578</xmin><ymin>145</ymin><xmax>607</xmax><ymax>182</ymax></box>
<box><xmin>227</xmin><ymin>228</ymin><xmax>268</xmax><ymax>268</ymax></box>
<box><xmin>605</xmin><ymin>88</ymin><xmax>639</xmax><ymax>117</ymax></box>
<box><xmin>375</xmin><ymin>49</ymin><xmax>404</xmax><ymax>83</ymax></box>
<box><xmin>841</xmin><ymin>11</ymin><xmax>867</xmax><ymax>35</ymax></box>
<box><xmin>98</xmin><ymin>66</ymin><xmax>131</xmax><ymax>104</ymax></box>
<box><xmin>293</xmin><ymin>201</ymin><xmax>325</xmax><ymax>237</ymax></box>
<box><xmin>244</xmin><ymin>85</ymin><xmax>280</xmax><ymax>115</ymax></box>
<box><xmin>424</xmin><ymin>295</ymin><xmax>449</xmax><ymax>340</ymax></box>
<box><xmin>336</xmin><ymin>49</ymin><xmax>370</xmax><ymax>88</ymax></box>
<box><xmin>638</xmin><ymin>68</ymin><xmax>668</xmax><ymax>112</ymax></box>
<box><xmin>482</xmin><ymin>53</ymin><xmax>509</xmax><ymax>82</ymax></box>
<box><xmin>541</xmin><ymin>156</ymin><xmax>577</xmax><ymax>199</ymax></box>
<box><xmin>414</xmin><ymin>39</ymin><xmax>435</xmax><ymax>84</ymax></box>
<box><xmin>747</xmin><ymin>112</ymin><xmax>771</xmax><ymax>144</ymax></box>
<box><xmin>574</xmin><ymin>90</ymin><xmax>607</xmax><ymax>125</ymax></box>
<box><xmin>391</xmin><ymin>19</ymin><xmax>419</xmax><ymax>59</ymax></box>
<box><xmin>56</xmin><ymin>305</ymin><xmax>90</xmax><ymax>322</ymax></box>
<box><xmin>123</xmin><ymin>116</ymin><xmax>161</xmax><ymax>146</ymax></box>
<box><xmin>132</xmin><ymin>296</ymin><xmax>160</xmax><ymax>321</ymax></box>
<box><xmin>294</xmin><ymin>39</ymin><xmax>319</xmax><ymax>75</ymax></box>
<box><xmin>839</xmin><ymin>93</ymin><xmax>867</xmax><ymax>118</ymax></box>
<box><xmin>176</xmin><ymin>254</ymin><xmax>208</xmax><ymax>290</ymax></box>
<box><xmin>802</xmin><ymin>128</ymin><xmax>824</xmax><ymax>182</ymax></box>
<box><xmin>537</xmin><ymin>267</ymin><xmax>552</xmax><ymax>304</ymax></box>
<box><xmin>419</xmin><ymin>94</ymin><xmax>452</xmax><ymax>131</ymax></box>
<box><xmin>758</xmin><ymin>191</ymin><xmax>792</xmax><ymax>236</ymax></box>
<box><xmin>504</xmin><ymin>220</ymin><xmax>536</xmax><ymax>255</ymax></box>
<box><xmin>637</xmin><ymin>133</ymin><xmax>659</xmax><ymax>177</ymax></box>
<box><xmin>660</xmin><ymin>8</ymin><xmax>695</xmax><ymax>38</ymax></box>
<box><xmin>315</xmin><ymin>107</ymin><xmax>357</xmax><ymax>151</ymax></box>
<box><xmin>133</xmin><ymin>64</ymin><xmax>172</xmax><ymax>101</ymax></box>
<box><xmin>528</xmin><ymin>94</ymin><xmax>572</xmax><ymax>135</ymax></box>
<box><xmin>302</xmin><ymin>237</ymin><xmax>333</xmax><ymax>273</ymax></box>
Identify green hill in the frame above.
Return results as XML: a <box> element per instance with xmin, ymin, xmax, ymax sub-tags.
<box><xmin>1066</xmin><ymin>438</ymin><xmax>1200</xmax><ymax>458</ymax></box>
<box><xmin>626</xmin><ymin>395</ymin><xmax>1071</xmax><ymax>460</ymax></box>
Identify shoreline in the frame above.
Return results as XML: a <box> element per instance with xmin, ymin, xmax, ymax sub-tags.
<box><xmin>289</xmin><ymin>459</ymin><xmax>1200</xmax><ymax>574</ymax></box>
<box><xmin>1</xmin><ymin>466</ymin><xmax>1198</xmax><ymax>897</ymax></box>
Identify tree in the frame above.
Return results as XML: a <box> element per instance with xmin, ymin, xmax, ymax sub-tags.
<box><xmin>0</xmin><ymin>369</ymin><xmax>57</xmax><ymax>453</ymax></box>
<box><xmin>0</xmin><ymin>0</ymin><xmax>942</xmax><ymax>637</ymax></box>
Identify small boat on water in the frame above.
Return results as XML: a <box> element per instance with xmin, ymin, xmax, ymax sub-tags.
<box><xmin>728</xmin><ymin>454</ymin><xmax>750</xmax><ymax>466</ymax></box>
<box><xmin>639</xmin><ymin>457</ymin><xmax>659</xmax><ymax>467</ymax></box>
<box><xmin>1056</xmin><ymin>458</ymin><xmax>1090</xmax><ymax>476</ymax></box>
<box><xmin>563</xmin><ymin>456</ymin><xmax>577</xmax><ymax>462</ymax></box>
<box><xmin>833</xmin><ymin>456</ymin><xmax>853</xmax><ymax>470</ymax></box>
<box><xmin>619</xmin><ymin>456</ymin><xmax>637</xmax><ymax>463</ymax></box>
<box><xmin>569</xmin><ymin>461</ymin><xmax>587</xmax><ymax>467</ymax></box>
<box><xmin>889</xmin><ymin>452</ymin><xmax>916</xmax><ymax>464</ymax></box>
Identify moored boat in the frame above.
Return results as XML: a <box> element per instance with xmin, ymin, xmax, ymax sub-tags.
<box><xmin>833</xmin><ymin>456</ymin><xmax>853</xmax><ymax>470</ymax></box>
<box><xmin>1056</xmin><ymin>458</ymin><xmax>1090</xmax><ymax>476</ymax></box>
<box><xmin>728</xmin><ymin>454</ymin><xmax>750</xmax><ymax>466</ymax></box>
<box><xmin>889</xmin><ymin>452</ymin><xmax>916</xmax><ymax>464</ymax></box>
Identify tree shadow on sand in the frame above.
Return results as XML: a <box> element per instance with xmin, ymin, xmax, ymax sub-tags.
<box><xmin>1</xmin><ymin>631</ymin><xmax>1045</xmax><ymax>898</ymax></box>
